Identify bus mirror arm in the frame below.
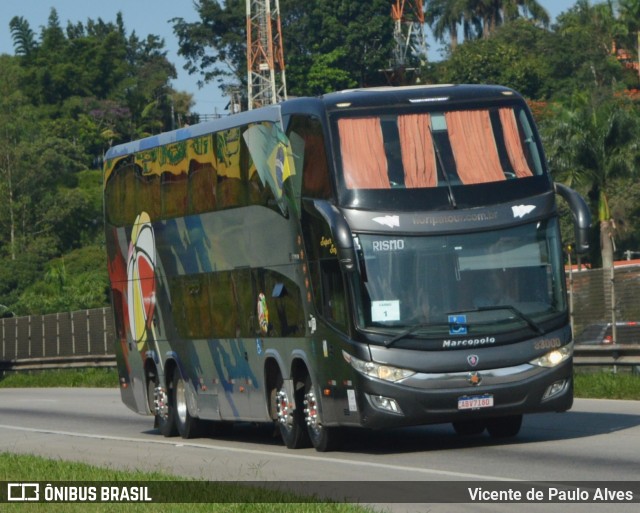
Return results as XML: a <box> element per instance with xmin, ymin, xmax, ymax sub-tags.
<box><xmin>554</xmin><ymin>182</ymin><xmax>591</xmax><ymax>254</ymax></box>
<box><xmin>311</xmin><ymin>200</ymin><xmax>357</xmax><ymax>272</ymax></box>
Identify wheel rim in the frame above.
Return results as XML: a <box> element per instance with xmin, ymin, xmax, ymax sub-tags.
<box><xmin>275</xmin><ymin>388</ymin><xmax>294</xmax><ymax>431</ymax></box>
<box><xmin>176</xmin><ymin>378</ymin><xmax>188</xmax><ymax>426</ymax></box>
<box><xmin>304</xmin><ymin>388</ymin><xmax>322</xmax><ymax>440</ymax></box>
<box><xmin>154</xmin><ymin>385</ymin><xmax>169</xmax><ymax>419</ymax></box>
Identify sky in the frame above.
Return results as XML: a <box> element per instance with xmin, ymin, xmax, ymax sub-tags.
<box><xmin>0</xmin><ymin>0</ymin><xmax>580</xmax><ymax>116</ymax></box>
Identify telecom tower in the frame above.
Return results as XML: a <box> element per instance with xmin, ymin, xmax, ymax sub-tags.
<box><xmin>389</xmin><ymin>0</ymin><xmax>428</xmax><ymax>84</ymax></box>
<box><xmin>246</xmin><ymin>0</ymin><xmax>287</xmax><ymax>110</ymax></box>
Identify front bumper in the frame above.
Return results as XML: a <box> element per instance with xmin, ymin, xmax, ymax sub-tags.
<box><xmin>354</xmin><ymin>359</ymin><xmax>573</xmax><ymax>429</ymax></box>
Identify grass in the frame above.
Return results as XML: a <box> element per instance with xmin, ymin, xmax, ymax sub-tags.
<box><xmin>573</xmin><ymin>368</ymin><xmax>640</xmax><ymax>400</ymax></box>
<box><xmin>0</xmin><ymin>368</ymin><xmax>119</xmax><ymax>388</ymax></box>
<box><xmin>0</xmin><ymin>453</ymin><xmax>375</xmax><ymax>512</ymax></box>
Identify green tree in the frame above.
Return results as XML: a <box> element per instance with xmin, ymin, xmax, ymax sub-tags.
<box><xmin>11</xmin><ymin>9</ymin><xmax>186</xmax><ymax>142</ymax></box>
<box><xmin>172</xmin><ymin>0</ymin><xmax>394</xmax><ymax>102</ymax></box>
<box><xmin>549</xmin><ymin>0</ymin><xmax>623</xmax><ymax>94</ymax></box>
<box><xmin>541</xmin><ymin>90</ymin><xmax>640</xmax><ymax>268</ymax></box>
<box><xmin>440</xmin><ymin>20</ymin><xmax>550</xmax><ymax>98</ymax></box>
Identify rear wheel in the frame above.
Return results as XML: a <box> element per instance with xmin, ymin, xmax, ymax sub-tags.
<box><xmin>173</xmin><ymin>373</ymin><xmax>201</xmax><ymax>439</ymax></box>
<box><xmin>273</xmin><ymin>373</ymin><xmax>309</xmax><ymax>449</ymax></box>
<box><xmin>452</xmin><ymin>420</ymin><xmax>486</xmax><ymax>436</ymax></box>
<box><xmin>151</xmin><ymin>376</ymin><xmax>177</xmax><ymax>438</ymax></box>
<box><xmin>304</xmin><ymin>375</ymin><xmax>342</xmax><ymax>452</ymax></box>
<box><xmin>486</xmin><ymin>415</ymin><xmax>522</xmax><ymax>438</ymax></box>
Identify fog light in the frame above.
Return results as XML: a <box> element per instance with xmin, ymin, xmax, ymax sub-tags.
<box><xmin>542</xmin><ymin>379</ymin><xmax>568</xmax><ymax>400</ymax></box>
<box><xmin>368</xmin><ymin>394</ymin><xmax>403</xmax><ymax>414</ymax></box>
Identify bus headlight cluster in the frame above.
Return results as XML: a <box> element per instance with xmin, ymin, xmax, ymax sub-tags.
<box><xmin>529</xmin><ymin>343</ymin><xmax>573</xmax><ymax>368</ymax></box>
<box><xmin>343</xmin><ymin>350</ymin><xmax>415</xmax><ymax>382</ymax></box>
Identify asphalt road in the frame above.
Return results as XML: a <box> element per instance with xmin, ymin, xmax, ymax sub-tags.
<box><xmin>0</xmin><ymin>388</ymin><xmax>639</xmax><ymax>512</ymax></box>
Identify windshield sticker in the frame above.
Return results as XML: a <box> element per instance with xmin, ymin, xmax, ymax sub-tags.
<box><xmin>372</xmin><ymin>300</ymin><xmax>400</xmax><ymax>322</ymax></box>
<box><xmin>448</xmin><ymin>315</ymin><xmax>468</xmax><ymax>335</ymax></box>
<box><xmin>512</xmin><ymin>204</ymin><xmax>536</xmax><ymax>218</ymax></box>
<box><xmin>372</xmin><ymin>239</ymin><xmax>405</xmax><ymax>252</ymax></box>
<box><xmin>372</xmin><ymin>215</ymin><xmax>400</xmax><ymax>228</ymax></box>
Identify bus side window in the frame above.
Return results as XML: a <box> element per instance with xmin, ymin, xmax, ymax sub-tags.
<box><xmin>215</xmin><ymin>127</ymin><xmax>247</xmax><ymax>210</ymax></box>
<box><xmin>137</xmin><ymin>172</ymin><xmax>161</xmax><ymax>220</ymax></box>
<box><xmin>170</xmin><ymin>274</ymin><xmax>213</xmax><ymax>339</ymax></box>
<box><xmin>288</xmin><ymin>115</ymin><xmax>332</xmax><ymax>199</ymax></box>
<box><xmin>268</xmin><ymin>275</ymin><xmax>305</xmax><ymax>337</ymax></box>
<box><xmin>105</xmin><ymin>161</ymin><xmax>138</xmax><ymax>227</ymax></box>
<box><xmin>311</xmin><ymin>259</ymin><xmax>348</xmax><ymax>333</ymax></box>
<box><xmin>188</xmin><ymin>161</ymin><xmax>217</xmax><ymax>215</ymax></box>
<box><xmin>161</xmin><ymin>171</ymin><xmax>188</xmax><ymax>219</ymax></box>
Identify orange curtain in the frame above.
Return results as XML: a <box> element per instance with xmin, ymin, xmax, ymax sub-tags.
<box><xmin>445</xmin><ymin>110</ymin><xmax>505</xmax><ymax>184</ymax></box>
<box><xmin>499</xmin><ymin>108</ymin><xmax>533</xmax><ymax>178</ymax></box>
<box><xmin>338</xmin><ymin>118</ymin><xmax>390</xmax><ymax>189</ymax></box>
<box><xmin>398</xmin><ymin>113</ymin><xmax>437</xmax><ymax>188</ymax></box>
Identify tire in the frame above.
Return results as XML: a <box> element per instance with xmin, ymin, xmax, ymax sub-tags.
<box><xmin>486</xmin><ymin>415</ymin><xmax>523</xmax><ymax>438</ymax></box>
<box><xmin>304</xmin><ymin>375</ymin><xmax>342</xmax><ymax>452</ymax></box>
<box><xmin>173</xmin><ymin>372</ymin><xmax>201</xmax><ymax>439</ymax></box>
<box><xmin>273</xmin><ymin>373</ymin><xmax>310</xmax><ymax>449</ymax></box>
<box><xmin>452</xmin><ymin>420</ymin><xmax>486</xmax><ymax>436</ymax></box>
<box><xmin>151</xmin><ymin>376</ymin><xmax>177</xmax><ymax>438</ymax></box>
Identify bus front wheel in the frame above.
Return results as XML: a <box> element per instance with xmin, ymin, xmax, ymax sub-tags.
<box><xmin>304</xmin><ymin>375</ymin><xmax>342</xmax><ymax>452</ymax></box>
<box><xmin>486</xmin><ymin>415</ymin><xmax>522</xmax><ymax>438</ymax></box>
<box><xmin>452</xmin><ymin>420</ymin><xmax>486</xmax><ymax>436</ymax></box>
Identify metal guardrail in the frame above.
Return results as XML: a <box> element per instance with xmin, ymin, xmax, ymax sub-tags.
<box><xmin>1</xmin><ymin>308</ymin><xmax>639</xmax><ymax>371</ymax></box>
<box><xmin>0</xmin><ymin>354</ymin><xmax>116</xmax><ymax>372</ymax></box>
<box><xmin>573</xmin><ymin>344</ymin><xmax>640</xmax><ymax>367</ymax></box>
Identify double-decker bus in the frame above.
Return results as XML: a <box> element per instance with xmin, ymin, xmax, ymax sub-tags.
<box><xmin>104</xmin><ymin>84</ymin><xmax>590</xmax><ymax>451</ymax></box>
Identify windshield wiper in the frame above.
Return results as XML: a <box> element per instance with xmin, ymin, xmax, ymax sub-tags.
<box><xmin>450</xmin><ymin>305</ymin><xmax>544</xmax><ymax>335</ymax></box>
<box><xmin>383</xmin><ymin>306</ymin><xmax>543</xmax><ymax>347</ymax></box>
<box><xmin>384</xmin><ymin>322</ymin><xmax>452</xmax><ymax>347</ymax></box>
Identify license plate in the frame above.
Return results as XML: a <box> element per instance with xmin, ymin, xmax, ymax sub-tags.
<box><xmin>458</xmin><ymin>394</ymin><xmax>494</xmax><ymax>410</ymax></box>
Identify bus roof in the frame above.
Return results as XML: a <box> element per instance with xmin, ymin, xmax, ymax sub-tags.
<box><xmin>104</xmin><ymin>104</ymin><xmax>282</xmax><ymax>161</ymax></box>
<box><xmin>104</xmin><ymin>84</ymin><xmax>523</xmax><ymax>161</ymax></box>
<box><xmin>315</xmin><ymin>83</ymin><xmax>521</xmax><ymax>110</ymax></box>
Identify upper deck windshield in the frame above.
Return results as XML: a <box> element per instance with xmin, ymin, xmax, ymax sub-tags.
<box><xmin>352</xmin><ymin>219</ymin><xmax>566</xmax><ymax>341</ymax></box>
<box><xmin>333</xmin><ymin>103</ymin><xmax>545</xmax><ymax>201</ymax></box>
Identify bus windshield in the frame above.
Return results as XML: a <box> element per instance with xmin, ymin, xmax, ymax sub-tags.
<box><xmin>335</xmin><ymin>104</ymin><xmax>544</xmax><ymax>190</ymax></box>
<box><xmin>353</xmin><ymin>219</ymin><xmax>566</xmax><ymax>338</ymax></box>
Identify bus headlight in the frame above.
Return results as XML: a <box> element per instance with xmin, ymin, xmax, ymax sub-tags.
<box><xmin>343</xmin><ymin>350</ymin><xmax>415</xmax><ymax>382</ymax></box>
<box><xmin>529</xmin><ymin>343</ymin><xmax>573</xmax><ymax>368</ymax></box>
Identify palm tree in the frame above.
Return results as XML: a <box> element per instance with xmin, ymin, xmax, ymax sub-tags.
<box><xmin>542</xmin><ymin>91</ymin><xmax>640</xmax><ymax>268</ymax></box>
<box><xmin>463</xmin><ymin>0</ymin><xmax>549</xmax><ymax>39</ymax></box>
<box><xmin>9</xmin><ymin>16</ymin><xmax>37</xmax><ymax>57</ymax></box>
<box><xmin>426</xmin><ymin>0</ymin><xmax>467</xmax><ymax>50</ymax></box>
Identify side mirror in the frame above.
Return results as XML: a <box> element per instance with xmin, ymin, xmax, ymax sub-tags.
<box><xmin>554</xmin><ymin>183</ymin><xmax>591</xmax><ymax>254</ymax></box>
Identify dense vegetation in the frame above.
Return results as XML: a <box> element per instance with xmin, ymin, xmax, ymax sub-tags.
<box><xmin>2</xmin><ymin>0</ymin><xmax>640</xmax><ymax>315</ymax></box>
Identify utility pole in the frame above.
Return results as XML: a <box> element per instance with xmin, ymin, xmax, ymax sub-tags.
<box><xmin>246</xmin><ymin>0</ymin><xmax>287</xmax><ymax>110</ymax></box>
<box><xmin>391</xmin><ymin>1</ymin><xmax>427</xmax><ymax>68</ymax></box>
<box><xmin>385</xmin><ymin>0</ymin><xmax>428</xmax><ymax>85</ymax></box>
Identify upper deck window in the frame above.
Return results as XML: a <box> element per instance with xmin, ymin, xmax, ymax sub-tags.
<box><xmin>336</xmin><ymin>105</ymin><xmax>543</xmax><ymax>191</ymax></box>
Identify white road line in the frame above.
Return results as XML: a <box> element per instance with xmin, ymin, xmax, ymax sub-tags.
<box><xmin>0</xmin><ymin>423</ymin><xmax>518</xmax><ymax>482</ymax></box>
